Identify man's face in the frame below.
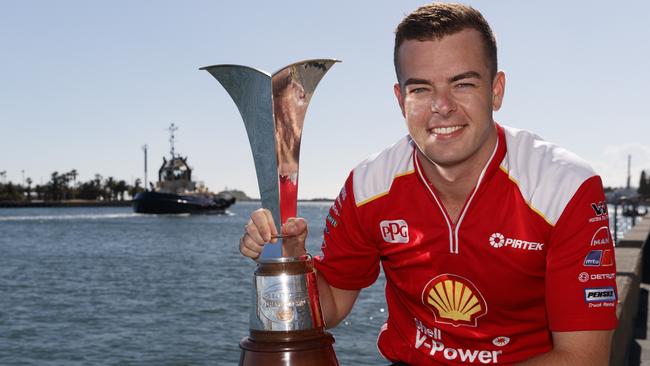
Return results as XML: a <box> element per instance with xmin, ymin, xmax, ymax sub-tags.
<box><xmin>394</xmin><ymin>29</ymin><xmax>505</xmax><ymax>168</ymax></box>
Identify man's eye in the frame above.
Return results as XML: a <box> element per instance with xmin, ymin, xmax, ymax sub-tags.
<box><xmin>455</xmin><ymin>83</ymin><xmax>475</xmax><ymax>88</ymax></box>
<box><xmin>411</xmin><ymin>87</ymin><xmax>428</xmax><ymax>94</ymax></box>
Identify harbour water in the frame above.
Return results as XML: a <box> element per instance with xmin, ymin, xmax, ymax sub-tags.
<box><xmin>0</xmin><ymin>202</ymin><xmax>387</xmax><ymax>366</ymax></box>
<box><xmin>0</xmin><ymin>202</ymin><xmax>635</xmax><ymax>365</ymax></box>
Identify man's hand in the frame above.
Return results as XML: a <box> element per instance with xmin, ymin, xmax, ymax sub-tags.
<box><xmin>239</xmin><ymin>208</ymin><xmax>359</xmax><ymax>328</ymax></box>
<box><xmin>239</xmin><ymin>208</ymin><xmax>308</xmax><ymax>259</ymax></box>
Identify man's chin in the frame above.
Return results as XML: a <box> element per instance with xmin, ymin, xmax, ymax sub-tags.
<box><xmin>420</xmin><ymin>149</ymin><xmax>468</xmax><ymax>168</ymax></box>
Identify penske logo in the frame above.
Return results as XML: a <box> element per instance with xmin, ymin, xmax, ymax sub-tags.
<box><xmin>422</xmin><ymin>274</ymin><xmax>487</xmax><ymax>327</ymax></box>
<box><xmin>584</xmin><ymin>287</ymin><xmax>616</xmax><ymax>303</ymax></box>
<box><xmin>489</xmin><ymin>232</ymin><xmax>544</xmax><ymax>251</ymax></box>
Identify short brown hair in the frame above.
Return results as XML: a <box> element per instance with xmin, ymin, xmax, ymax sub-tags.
<box><xmin>394</xmin><ymin>3</ymin><xmax>497</xmax><ymax>82</ymax></box>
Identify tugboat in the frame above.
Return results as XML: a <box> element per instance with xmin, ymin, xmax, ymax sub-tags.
<box><xmin>133</xmin><ymin>124</ymin><xmax>235</xmax><ymax>214</ymax></box>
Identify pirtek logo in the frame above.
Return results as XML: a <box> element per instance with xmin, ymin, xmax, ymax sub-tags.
<box><xmin>380</xmin><ymin>220</ymin><xmax>409</xmax><ymax>243</ymax></box>
<box><xmin>489</xmin><ymin>233</ymin><xmax>544</xmax><ymax>251</ymax></box>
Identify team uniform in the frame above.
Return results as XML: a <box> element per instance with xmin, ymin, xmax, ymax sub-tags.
<box><xmin>314</xmin><ymin>124</ymin><xmax>617</xmax><ymax>365</ymax></box>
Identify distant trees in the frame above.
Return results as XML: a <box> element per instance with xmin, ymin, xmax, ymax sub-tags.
<box><xmin>25</xmin><ymin>177</ymin><xmax>32</xmax><ymax>201</ymax></box>
<box><xmin>0</xmin><ymin>182</ymin><xmax>20</xmax><ymax>201</ymax></box>
<box><xmin>639</xmin><ymin>170</ymin><xmax>650</xmax><ymax>199</ymax></box>
<box><xmin>128</xmin><ymin>178</ymin><xmax>143</xmax><ymax>199</ymax></box>
<box><xmin>0</xmin><ymin>169</ymin><xmax>143</xmax><ymax>202</ymax></box>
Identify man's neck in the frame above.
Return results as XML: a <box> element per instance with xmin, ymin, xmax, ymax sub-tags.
<box><xmin>419</xmin><ymin>129</ymin><xmax>498</xmax><ymax>222</ymax></box>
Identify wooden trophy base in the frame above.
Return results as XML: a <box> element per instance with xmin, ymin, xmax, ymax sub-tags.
<box><xmin>239</xmin><ymin>329</ymin><xmax>339</xmax><ymax>366</ymax></box>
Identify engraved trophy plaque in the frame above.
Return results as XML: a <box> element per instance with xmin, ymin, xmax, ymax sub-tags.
<box><xmin>201</xmin><ymin>59</ymin><xmax>339</xmax><ymax>365</ymax></box>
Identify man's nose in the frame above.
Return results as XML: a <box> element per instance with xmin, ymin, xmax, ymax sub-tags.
<box><xmin>431</xmin><ymin>91</ymin><xmax>456</xmax><ymax>116</ymax></box>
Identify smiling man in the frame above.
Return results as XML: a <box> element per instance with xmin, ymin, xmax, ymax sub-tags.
<box><xmin>240</xmin><ymin>3</ymin><xmax>618</xmax><ymax>365</ymax></box>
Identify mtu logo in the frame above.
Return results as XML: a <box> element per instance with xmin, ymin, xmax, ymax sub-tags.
<box><xmin>380</xmin><ymin>220</ymin><xmax>409</xmax><ymax>243</ymax></box>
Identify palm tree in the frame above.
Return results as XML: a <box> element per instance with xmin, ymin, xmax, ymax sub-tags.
<box><xmin>35</xmin><ymin>184</ymin><xmax>43</xmax><ymax>200</ymax></box>
<box><xmin>68</xmin><ymin>169</ymin><xmax>78</xmax><ymax>199</ymax></box>
<box><xmin>115</xmin><ymin>180</ymin><xmax>128</xmax><ymax>201</ymax></box>
<box><xmin>25</xmin><ymin>177</ymin><xmax>33</xmax><ymax>201</ymax></box>
<box><xmin>104</xmin><ymin>177</ymin><xmax>116</xmax><ymax>201</ymax></box>
<box><xmin>128</xmin><ymin>178</ymin><xmax>143</xmax><ymax>199</ymax></box>
<box><xmin>48</xmin><ymin>171</ymin><xmax>61</xmax><ymax>201</ymax></box>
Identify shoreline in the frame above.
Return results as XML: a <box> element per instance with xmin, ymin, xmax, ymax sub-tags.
<box><xmin>0</xmin><ymin>200</ymin><xmax>132</xmax><ymax>208</ymax></box>
<box><xmin>0</xmin><ymin>199</ymin><xmax>334</xmax><ymax>209</ymax></box>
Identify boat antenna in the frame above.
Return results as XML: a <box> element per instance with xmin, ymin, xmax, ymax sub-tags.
<box><xmin>142</xmin><ymin>144</ymin><xmax>148</xmax><ymax>189</ymax></box>
<box><xmin>169</xmin><ymin>123</ymin><xmax>178</xmax><ymax>159</ymax></box>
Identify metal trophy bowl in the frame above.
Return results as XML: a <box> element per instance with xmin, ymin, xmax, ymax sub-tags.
<box><xmin>201</xmin><ymin>59</ymin><xmax>339</xmax><ymax>365</ymax></box>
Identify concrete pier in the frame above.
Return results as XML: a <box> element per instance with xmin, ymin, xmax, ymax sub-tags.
<box><xmin>612</xmin><ymin>214</ymin><xmax>650</xmax><ymax>366</ymax></box>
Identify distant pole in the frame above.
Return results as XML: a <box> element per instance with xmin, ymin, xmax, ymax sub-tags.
<box><xmin>142</xmin><ymin>144</ymin><xmax>148</xmax><ymax>190</ymax></box>
<box><xmin>21</xmin><ymin>170</ymin><xmax>25</xmax><ymax>186</ymax></box>
<box><xmin>627</xmin><ymin>154</ymin><xmax>631</xmax><ymax>189</ymax></box>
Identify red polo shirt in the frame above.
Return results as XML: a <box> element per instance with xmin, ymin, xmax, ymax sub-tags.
<box><xmin>315</xmin><ymin>124</ymin><xmax>617</xmax><ymax>365</ymax></box>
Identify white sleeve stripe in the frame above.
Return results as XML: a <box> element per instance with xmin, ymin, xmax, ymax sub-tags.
<box><xmin>501</xmin><ymin>125</ymin><xmax>596</xmax><ymax>226</ymax></box>
<box><xmin>498</xmin><ymin>165</ymin><xmax>556</xmax><ymax>227</ymax></box>
<box><xmin>353</xmin><ymin>136</ymin><xmax>415</xmax><ymax>206</ymax></box>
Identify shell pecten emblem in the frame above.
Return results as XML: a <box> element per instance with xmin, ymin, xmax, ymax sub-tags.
<box><xmin>421</xmin><ymin>274</ymin><xmax>487</xmax><ymax>327</ymax></box>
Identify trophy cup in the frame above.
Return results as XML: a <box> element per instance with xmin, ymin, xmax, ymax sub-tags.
<box><xmin>201</xmin><ymin>59</ymin><xmax>339</xmax><ymax>365</ymax></box>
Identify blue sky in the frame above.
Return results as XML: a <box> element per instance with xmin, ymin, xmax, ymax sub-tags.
<box><xmin>1</xmin><ymin>1</ymin><xmax>649</xmax><ymax>198</ymax></box>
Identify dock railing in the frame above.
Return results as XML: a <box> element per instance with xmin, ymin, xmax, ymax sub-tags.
<box><xmin>612</xmin><ymin>213</ymin><xmax>649</xmax><ymax>365</ymax></box>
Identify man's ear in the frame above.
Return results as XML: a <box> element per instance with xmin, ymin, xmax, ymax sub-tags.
<box><xmin>492</xmin><ymin>71</ymin><xmax>506</xmax><ymax>111</ymax></box>
<box><xmin>394</xmin><ymin>82</ymin><xmax>406</xmax><ymax>117</ymax></box>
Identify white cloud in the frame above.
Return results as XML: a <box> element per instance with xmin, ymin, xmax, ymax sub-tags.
<box><xmin>588</xmin><ymin>143</ymin><xmax>650</xmax><ymax>188</ymax></box>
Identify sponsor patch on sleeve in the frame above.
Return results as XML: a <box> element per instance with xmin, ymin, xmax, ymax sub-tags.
<box><xmin>584</xmin><ymin>287</ymin><xmax>616</xmax><ymax>303</ymax></box>
<box><xmin>583</xmin><ymin>250</ymin><xmax>603</xmax><ymax>266</ymax></box>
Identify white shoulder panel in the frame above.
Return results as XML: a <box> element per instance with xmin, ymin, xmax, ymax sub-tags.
<box><xmin>500</xmin><ymin>125</ymin><xmax>596</xmax><ymax>226</ymax></box>
<box><xmin>352</xmin><ymin>135</ymin><xmax>415</xmax><ymax>206</ymax></box>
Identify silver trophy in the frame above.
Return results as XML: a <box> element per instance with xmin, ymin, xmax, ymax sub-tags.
<box><xmin>201</xmin><ymin>59</ymin><xmax>339</xmax><ymax>365</ymax></box>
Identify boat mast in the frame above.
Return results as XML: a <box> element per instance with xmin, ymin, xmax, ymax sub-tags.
<box><xmin>142</xmin><ymin>144</ymin><xmax>148</xmax><ymax>189</ymax></box>
<box><xmin>169</xmin><ymin>123</ymin><xmax>178</xmax><ymax>159</ymax></box>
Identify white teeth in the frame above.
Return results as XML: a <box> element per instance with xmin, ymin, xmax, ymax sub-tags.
<box><xmin>432</xmin><ymin>126</ymin><xmax>463</xmax><ymax>135</ymax></box>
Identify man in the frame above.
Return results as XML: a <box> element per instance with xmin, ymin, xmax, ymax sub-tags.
<box><xmin>240</xmin><ymin>3</ymin><xmax>618</xmax><ymax>365</ymax></box>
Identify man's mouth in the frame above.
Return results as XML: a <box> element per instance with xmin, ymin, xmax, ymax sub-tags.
<box><xmin>430</xmin><ymin>125</ymin><xmax>465</xmax><ymax>136</ymax></box>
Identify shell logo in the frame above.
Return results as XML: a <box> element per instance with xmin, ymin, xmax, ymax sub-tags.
<box><xmin>421</xmin><ymin>274</ymin><xmax>487</xmax><ymax>327</ymax></box>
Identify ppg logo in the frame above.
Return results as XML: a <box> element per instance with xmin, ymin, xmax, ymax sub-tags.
<box><xmin>380</xmin><ymin>220</ymin><xmax>409</xmax><ymax>243</ymax></box>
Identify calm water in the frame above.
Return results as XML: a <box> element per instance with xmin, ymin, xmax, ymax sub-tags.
<box><xmin>0</xmin><ymin>202</ymin><xmax>388</xmax><ymax>366</ymax></box>
<box><xmin>0</xmin><ymin>202</ymin><xmax>636</xmax><ymax>365</ymax></box>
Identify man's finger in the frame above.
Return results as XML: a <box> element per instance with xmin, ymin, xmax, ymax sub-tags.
<box><xmin>240</xmin><ymin>237</ymin><xmax>263</xmax><ymax>259</ymax></box>
<box><xmin>283</xmin><ymin>217</ymin><xmax>308</xmax><ymax>237</ymax></box>
<box><xmin>262</xmin><ymin>209</ymin><xmax>279</xmax><ymax>243</ymax></box>
<box><xmin>251</xmin><ymin>209</ymin><xmax>276</xmax><ymax>243</ymax></box>
<box><xmin>244</xmin><ymin>220</ymin><xmax>265</xmax><ymax>244</ymax></box>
